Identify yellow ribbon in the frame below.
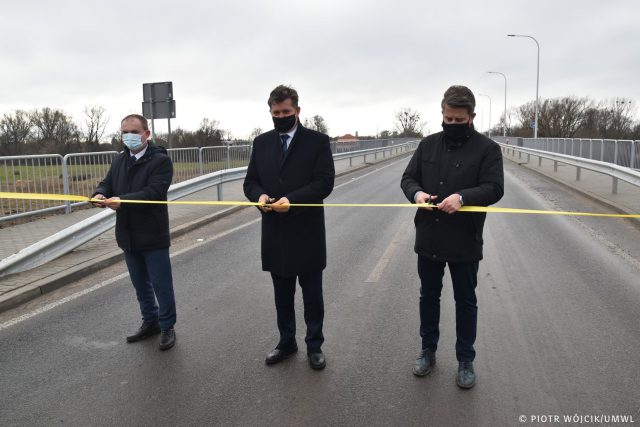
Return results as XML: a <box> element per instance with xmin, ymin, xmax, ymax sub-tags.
<box><xmin>1</xmin><ymin>191</ymin><xmax>639</xmax><ymax>218</ymax></box>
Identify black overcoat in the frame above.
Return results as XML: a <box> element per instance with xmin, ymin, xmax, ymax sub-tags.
<box><xmin>244</xmin><ymin>125</ymin><xmax>335</xmax><ymax>276</ymax></box>
<box><xmin>93</xmin><ymin>144</ymin><xmax>173</xmax><ymax>251</ymax></box>
<box><xmin>401</xmin><ymin>130</ymin><xmax>504</xmax><ymax>262</ymax></box>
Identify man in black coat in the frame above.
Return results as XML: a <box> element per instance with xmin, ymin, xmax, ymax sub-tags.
<box><xmin>244</xmin><ymin>85</ymin><xmax>335</xmax><ymax>370</ymax></box>
<box><xmin>401</xmin><ymin>85</ymin><xmax>504</xmax><ymax>388</ymax></box>
<box><xmin>92</xmin><ymin>114</ymin><xmax>177</xmax><ymax>351</ymax></box>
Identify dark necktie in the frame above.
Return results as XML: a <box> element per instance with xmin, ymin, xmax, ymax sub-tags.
<box><xmin>280</xmin><ymin>134</ymin><xmax>290</xmax><ymax>157</ymax></box>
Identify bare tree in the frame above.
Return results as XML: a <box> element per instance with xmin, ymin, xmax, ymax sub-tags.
<box><xmin>514</xmin><ymin>96</ymin><xmax>636</xmax><ymax>139</ymax></box>
<box><xmin>304</xmin><ymin>115</ymin><xmax>329</xmax><ymax>134</ymax></box>
<box><xmin>539</xmin><ymin>96</ymin><xmax>592</xmax><ymax>137</ymax></box>
<box><xmin>83</xmin><ymin>105</ymin><xmax>109</xmax><ymax>145</ymax></box>
<box><xmin>0</xmin><ymin>110</ymin><xmax>32</xmax><ymax>155</ymax></box>
<box><xmin>30</xmin><ymin>108</ymin><xmax>79</xmax><ymax>154</ymax></box>
<box><xmin>394</xmin><ymin>108</ymin><xmax>425</xmax><ymax>137</ymax></box>
<box><xmin>195</xmin><ymin>118</ymin><xmax>223</xmax><ymax>147</ymax></box>
<box><xmin>250</xmin><ymin>127</ymin><xmax>263</xmax><ymax>140</ymax></box>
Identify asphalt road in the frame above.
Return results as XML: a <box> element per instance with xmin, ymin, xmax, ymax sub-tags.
<box><xmin>1</xmin><ymin>157</ymin><xmax>639</xmax><ymax>426</ymax></box>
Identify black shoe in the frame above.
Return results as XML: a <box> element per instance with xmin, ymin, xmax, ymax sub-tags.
<box><xmin>413</xmin><ymin>349</ymin><xmax>436</xmax><ymax>377</ymax></box>
<box><xmin>159</xmin><ymin>328</ymin><xmax>176</xmax><ymax>351</ymax></box>
<box><xmin>126</xmin><ymin>321</ymin><xmax>160</xmax><ymax>343</ymax></box>
<box><xmin>308</xmin><ymin>351</ymin><xmax>326</xmax><ymax>370</ymax></box>
<box><xmin>265</xmin><ymin>344</ymin><xmax>298</xmax><ymax>365</ymax></box>
<box><xmin>456</xmin><ymin>361</ymin><xmax>475</xmax><ymax>389</ymax></box>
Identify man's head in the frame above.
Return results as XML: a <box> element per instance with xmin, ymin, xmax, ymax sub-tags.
<box><xmin>441</xmin><ymin>85</ymin><xmax>476</xmax><ymax>126</ymax></box>
<box><xmin>120</xmin><ymin>114</ymin><xmax>151</xmax><ymax>153</ymax></box>
<box><xmin>268</xmin><ymin>85</ymin><xmax>300</xmax><ymax>133</ymax></box>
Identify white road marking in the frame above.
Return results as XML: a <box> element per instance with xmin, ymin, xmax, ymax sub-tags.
<box><xmin>365</xmin><ymin>221</ymin><xmax>411</xmax><ymax>283</ymax></box>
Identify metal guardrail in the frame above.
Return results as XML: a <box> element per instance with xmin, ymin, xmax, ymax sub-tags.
<box><xmin>498</xmin><ymin>143</ymin><xmax>640</xmax><ymax>194</ymax></box>
<box><xmin>493</xmin><ymin>136</ymin><xmax>640</xmax><ymax>170</ymax></box>
<box><xmin>0</xmin><ymin>142</ymin><xmax>418</xmax><ymax>277</ymax></box>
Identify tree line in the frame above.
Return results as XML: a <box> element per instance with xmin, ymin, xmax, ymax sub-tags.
<box><xmin>0</xmin><ymin>106</ymin><xmax>337</xmax><ymax>156</ymax></box>
<box><xmin>0</xmin><ymin>106</ymin><xmax>239</xmax><ymax>156</ymax></box>
<box><xmin>4</xmin><ymin>96</ymin><xmax>634</xmax><ymax>156</ymax></box>
<box><xmin>498</xmin><ymin>97</ymin><xmax>639</xmax><ymax>139</ymax></box>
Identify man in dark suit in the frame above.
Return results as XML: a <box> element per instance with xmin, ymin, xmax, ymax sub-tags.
<box><xmin>401</xmin><ymin>85</ymin><xmax>504</xmax><ymax>388</ymax></box>
<box><xmin>244</xmin><ymin>85</ymin><xmax>335</xmax><ymax>370</ymax></box>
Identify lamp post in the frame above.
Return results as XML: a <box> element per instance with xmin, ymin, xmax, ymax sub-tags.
<box><xmin>487</xmin><ymin>71</ymin><xmax>507</xmax><ymax>137</ymax></box>
<box><xmin>478</xmin><ymin>93</ymin><xmax>492</xmax><ymax>138</ymax></box>
<box><xmin>508</xmin><ymin>34</ymin><xmax>540</xmax><ymax>138</ymax></box>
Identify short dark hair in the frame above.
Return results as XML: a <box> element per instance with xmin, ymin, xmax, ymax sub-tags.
<box><xmin>441</xmin><ymin>85</ymin><xmax>476</xmax><ymax>114</ymax></box>
<box><xmin>121</xmin><ymin>114</ymin><xmax>149</xmax><ymax>131</ymax></box>
<box><xmin>268</xmin><ymin>85</ymin><xmax>299</xmax><ymax>108</ymax></box>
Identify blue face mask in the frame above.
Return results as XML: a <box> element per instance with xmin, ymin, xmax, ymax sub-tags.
<box><xmin>122</xmin><ymin>133</ymin><xmax>144</xmax><ymax>151</ymax></box>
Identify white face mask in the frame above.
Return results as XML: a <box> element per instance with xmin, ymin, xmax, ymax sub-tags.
<box><xmin>122</xmin><ymin>133</ymin><xmax>144</xmax><ymax>151</ymax></box>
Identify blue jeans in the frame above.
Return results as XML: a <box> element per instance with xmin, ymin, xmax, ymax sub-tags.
<box><xmin>417</xmin><ymin>256</ymin><xmax>479</xmax><ymax>362</ymax></box>
<box><xmin>124</xmin><ymin>248</ymin><xmax>176</xmax><ymax>331</ymax></box>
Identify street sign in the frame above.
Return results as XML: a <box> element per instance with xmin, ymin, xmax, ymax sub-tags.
<box><xmin>142</xmin><ymin>100</ymin><xmax>176</xmax><ymax>119</ymax></box>
<box><xmin>142</xmin><ymin>82</ymin><xmax>173</xmax><ymax>102</ymax></box>
<box><xmin>141</xmin><ymin>81</ymin><xmax>176</xmax><ymax>147</ymax></box>
<box><xmin>530</xmin><ymin>121</ymin><xmax>536</xmax><ymax>129</ymax></box>
<box><xmin>142</xmin><ymin>81</ymin><xmax>176</xmax><ymax>119</ymax></box>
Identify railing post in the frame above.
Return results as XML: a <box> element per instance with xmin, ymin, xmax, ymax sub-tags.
<box><xmin>199</xmin><ymin>148</ymin><xmax>204</xmax><ymax>176</ymax></box>
<box><xmin>554</xmin><ymin>160</ymin><xmax>558</xmax><ymax>172</ymax></box>
<box><xmin>538</xmin><ymin>156</ymin><xmax>542</xmax><ymax>166</ymax></box>
<box><xmin>631</xmin><ymin>141</ymin><xmax>637</xmax><ymax>169</ymax></box>
<box><xmin>612</xmin><ymin>177</ymin><xmax>618</xmax><ymax>194</ymax></box>
<box><xmin>217</xmin><ymin>176</ymin><xmax>223</xmax><ymax>201</ymax></box>
<box><xmin>62</xmin><ymin>155</ymin><xmax>71</xmax><ymax>214</ymax></box>
<box><xmin>613</xmin><ymin>140</ymin><xmax>619</xmax><ymax>165</ymax></box>
<box><xmin>576</xmin><ymin>167</ymin><xmax>581</xmax><ymax>181</ymax></box>
<box><xmin>579</xmin><ymin>139</ymin><xmax>583</xmax><ymax>158</ymax></box>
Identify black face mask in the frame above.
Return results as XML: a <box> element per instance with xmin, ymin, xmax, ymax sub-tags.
<box><xmin>442</xmin><ymin>121</ymin><xmax>472</xmax><ymax>141</ymax></box>
<box><xmin>273</xmin><ymin>114</ymin><xmax>297</xmax><ymax>133</ymax></box>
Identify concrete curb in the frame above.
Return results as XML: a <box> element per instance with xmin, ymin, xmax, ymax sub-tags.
<box><xmin>0</xmin><ymin>152</ymin><xmax>414</xmax><ymax>314</ymax></box>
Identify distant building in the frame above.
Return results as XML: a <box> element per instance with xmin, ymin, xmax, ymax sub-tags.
<box><xmin>336</xmin><ymin>133</ymin><xmax>359</xmax><ymax>153</ymax></box>
<box><xmin>337</xmin><ymin>133</ymin><xmax>358</xmax><ymax>143</ymax></box>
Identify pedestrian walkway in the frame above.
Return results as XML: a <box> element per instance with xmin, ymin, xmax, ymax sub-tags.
<box><xmin>0</xmin><ymin>155</ymin><xmax>403</xmax><ymax>312</ymax></box>
<box><xmin>502</xmin><ymin>148</ymin><xmax>640</xmax><ymax>216</ymax></box>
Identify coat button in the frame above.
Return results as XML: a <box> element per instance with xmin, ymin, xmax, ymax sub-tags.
<box><xmin>432</xmin><ymin>254</ymin><xmax>437</xmax><ymax>259</ymax></box>
<box><xmin>278</xmin><ymin>179</ymin><xmax>283</xmax><ymax>184</ymax></box>
<box><xmin>435</xmin><ymin>218</ymin><xmax>439</xmax><ymax>222</ymax></box>
<box><xmin>439</xmin><ymin>181</ymin><xmax>444</xmax><ymax>185</ymax></box>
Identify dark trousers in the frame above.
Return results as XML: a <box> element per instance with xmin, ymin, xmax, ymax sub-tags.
<box><xmin>271</xmin><ymin>271</ymin><xmax>324</xmax><ymax>352</ymax></box>
<box><xmin>417</xmin><ymin>256</ymin><xmax>479</xmax><ymax>362</ymax></box>
<box><xmin>124</xmin><ymin>248</ymin><xmax>176</xmax><ymax>331</ymax></box>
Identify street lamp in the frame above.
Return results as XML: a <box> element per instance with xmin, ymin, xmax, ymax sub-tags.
<box><xmin>487</xmin><ymin>71</ymin><xmax>507</xmax><ymax>137</ymax></box>
<box><xmin>478</xmin><ymin>93</ymin><xmax>492</xmax><ymax>138</ymax></box>
<box><xmin>508</xmin><ymin>34</ymin><xmax>540</xmax><ymax>138</ymax></box>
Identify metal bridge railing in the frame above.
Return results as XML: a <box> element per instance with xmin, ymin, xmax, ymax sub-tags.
<box><xmin>493</xmin><ymin>136</ymin><xmax>639</xmax><ymax>170</ymax></box>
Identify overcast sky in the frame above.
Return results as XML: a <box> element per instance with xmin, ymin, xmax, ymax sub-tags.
<box><xmin>1</xmin><ymin>0</ymin><xmax>638</xmax><ymax>139</ymax></box>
